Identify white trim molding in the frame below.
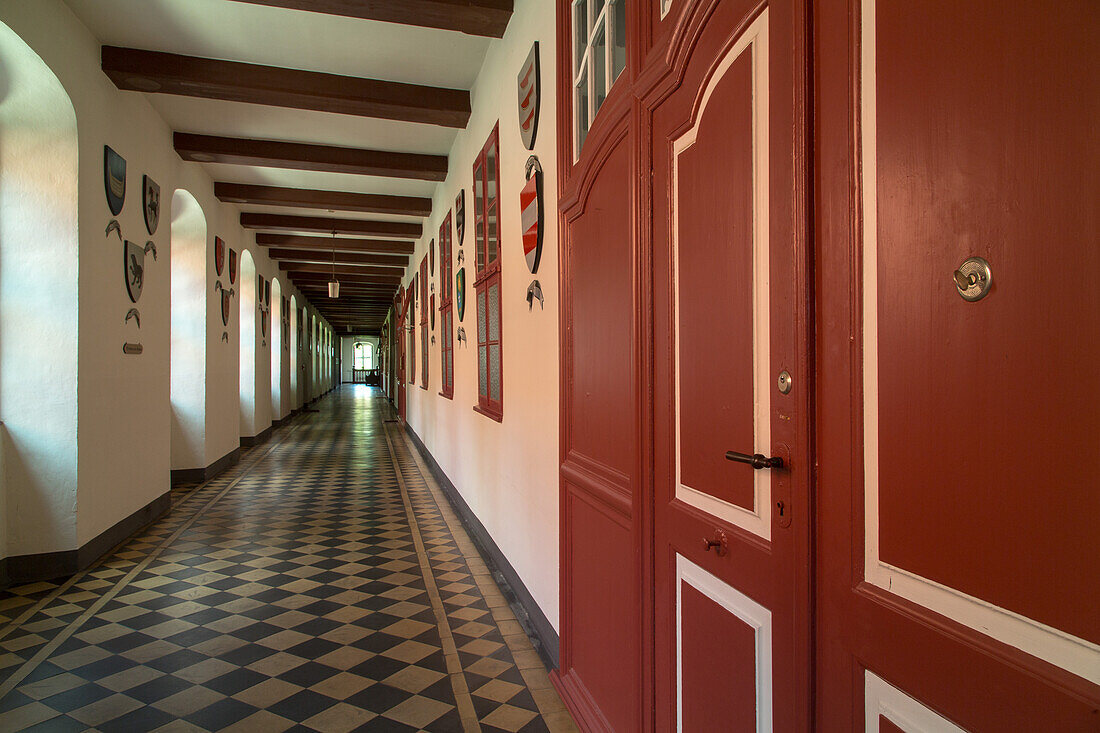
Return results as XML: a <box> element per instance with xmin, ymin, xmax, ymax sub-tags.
<box><xmin>865</xmin><ymin>671</ymin><xmax>966</xmax><ymax>732</ymax></box>
<box><xmin>676</xmin><ymin>554</ymin><xmax>772</xmax><ymax>732</ymax></box>
<box><xmin>672</xmin><ymin>10</ymin><xmax>771</xmax><ymax>541</ymax></box>
<box><xmin>859</xmin><ymin>0</ymin><xmax>1100</xmax><ymax>685</ymax></box>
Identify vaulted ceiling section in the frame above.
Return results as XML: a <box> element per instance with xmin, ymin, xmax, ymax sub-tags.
<box><xmin>67</xmin><ymin>0</ymin><xmax>513</xmax><ymax>334</ymax></box>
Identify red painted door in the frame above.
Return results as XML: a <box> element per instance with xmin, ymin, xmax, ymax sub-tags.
<box><xmin>651</xmin><ymin>0</ymin><xmax>811</xmax><ymax>729</ymax></box>
<box><xmin>815</xmin><ymin>0</ymin><xmax>1100</xmax><ymax>728</ymax></box>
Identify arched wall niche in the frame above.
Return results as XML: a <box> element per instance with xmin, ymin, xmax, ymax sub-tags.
<box><xmin>289</xmin><ymin>294</ymin><xmax>299</xmax><ymax>410</ymax></box>
<box><xmin>270</xmin><ymin>277</ymin><xmax>282</xmax><ymax>419</ymax></box>
<box><xmin>238</xmin><ymin>249</ymin><xmax>258</xmax><ymax>438</ymax></box>
<box><xmin>0</xmin><ymin>20</ymin><xmax>79</xmax><ymax>567</ymax></box>
<box><xmin>170</xmin><ymin>189</ymin><xmax>207</xmax><ymax>471</ymax></box>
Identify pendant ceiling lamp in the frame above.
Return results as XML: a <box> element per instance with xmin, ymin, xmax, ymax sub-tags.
<box><xmin>328</xmin><ymin>228</ymin><xmax>340</xmax><ymax>298</ymax></box>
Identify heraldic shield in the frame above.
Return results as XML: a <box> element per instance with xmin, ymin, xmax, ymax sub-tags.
<box><xmin>456</xmin><ymin>267</ymin><xmax>466</xmax><ymax>322</ymax></box>
<box><xmin>229</xmin><ymin>248</ymin><xmax>238</xmax><ymax>284</ymax></box>
<box><xmin>215</xmin><ymin>281</ymin><xmax>233</xmax><ymax>327</ymax></box>
<box><xmin>124</xmin><ymin>240</ymin><xmax>145</xmax><ymax>303</ymax></box>
<box><xmin>521</xmin><ymin>156</ymin><xmax>544</xmax><ymax>274</ymax></box>
<box><xmin>215</xmin><ymin>237</ymin><xmax>225</xmax><ymax>276</ymax></box>
<box><xmin>455</xmin><ymin>190</ymin><xmax>465</xmax><ymax>247</ymax></box>
<box><xmin>517</xmin><ymin>42</ymin><xmax>541</xmax><ymax>150</ymax></box>
<box><xmin>104</xmin><ymin>145</ymin><xmax>126</xmax><ymax>215</ymax></box>
<box><xmin>143</xmin><ymin>175</ymin><xmax>160</xmax><ymax>235</ymax></box>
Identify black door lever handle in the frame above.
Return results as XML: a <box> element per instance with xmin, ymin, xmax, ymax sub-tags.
<box><xmin>725</xmin><ymin>451</ymin><xmax>784</xmax><ymax>470</ymax></box>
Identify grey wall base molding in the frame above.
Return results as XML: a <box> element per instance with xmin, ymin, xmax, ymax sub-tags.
<box><xmin>240</xmin><ymin>425</ymin><xmax>273</xmax><ymax>448</ymax></box>
<box><xmin>0</xmin><ymin>491</ymin><xmax>171</xmax><ymax>589</ymax></box>
<box><xmin>404</xmin><ymin>423</ymin><xmax>560</xmax><ymax>670</ymax></box>
<box><xmin>170</xmin><ymin>447</ymin><xmax>241</xmax><ymax>485</ymax></box>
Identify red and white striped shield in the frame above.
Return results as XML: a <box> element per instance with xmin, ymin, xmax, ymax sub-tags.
<box><xmin>520</xmin><ymin>156</ymin><xmax>543</xmax><ymax>274</ymax></box>
<box><xmin>517</xmin><ymin>42</ymin><xmax>540</xmax><ymax>150</ymax></box>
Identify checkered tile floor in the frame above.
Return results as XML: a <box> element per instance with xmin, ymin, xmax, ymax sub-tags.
<box><xmin>0</xmin><ymin>386</ymin><xmax>576</xmax><ymax>732</ymax></box>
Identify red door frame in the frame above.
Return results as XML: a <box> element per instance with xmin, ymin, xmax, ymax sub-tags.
<box><xmin>396</xmin><ymin>286</ymin><xmax>407</xmax><ymax>422</ymax></box>
<box><xmin>553</xmin><ymin>1</ymin><xmax>649</xmax><ymax>729</ymax></box>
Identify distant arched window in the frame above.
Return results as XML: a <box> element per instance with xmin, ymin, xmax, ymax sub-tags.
<box><xmin>353</xmin><ymin>342</ymin><xmax>374</xmax><ymax>370</ymax></box>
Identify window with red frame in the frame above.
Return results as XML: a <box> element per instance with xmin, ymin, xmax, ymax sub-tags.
<box><xmin>419</xmin><ymin>256</ymin><xmax>429</xmax><ymax>389</ymax></box>
<box><xmin>472</xmin><ymin>125</ymin><xmax>502</xmax><ymax>420</ymax></box>
<box><xmin>438</xmin><ymin>212</ymin><xmax>454</xmax><ymax>399</ymax></box>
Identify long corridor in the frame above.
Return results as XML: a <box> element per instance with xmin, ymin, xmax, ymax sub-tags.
<box><xmin>0</xmin><ymin>387</ymin><xmax>574</xmax><ymax>733</ymax></box>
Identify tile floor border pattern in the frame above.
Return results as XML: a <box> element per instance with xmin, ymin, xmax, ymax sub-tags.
<box><xmin>379</xmin><ymin>423</ymin><xmax>480</xmax><ymax>731</ymax></box>
<box><xmin>386</xmin><ymin>425</ymin><xmax>576</xmax><ymax>732</ymax></box>
<box><xmin>0</xmin><ymin>418</ymin><xmax>308</xmax><ymax>698</ymax></box>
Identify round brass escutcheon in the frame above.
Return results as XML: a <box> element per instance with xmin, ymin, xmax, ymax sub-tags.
<box><xmin>953</xmin><ymin>256</ymin><xmax>993</xmax><ymax>302</ymax></box>
<box><xmin>777</xmin><ymin>370</ymin><xmax>793</xmax><ymax>394</ymax></box>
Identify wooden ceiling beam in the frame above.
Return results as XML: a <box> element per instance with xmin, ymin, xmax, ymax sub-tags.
<box><xmin>215</xmin><ymin>183</ymin><xmax>431</xmax><ymax>217</ymax></box>
<box><xmin>175</xmin><ymin>133</ymin><xmax>448</xmax><ymax>181</ymax></box>
<box><xmin>280</xmin><ymin>262</ymin><xmax>402</xmax><ymax>278</ymax></box>
<box><xmin>268</xmin><ymin>248</ymin><xmax>407</xmax><ymax>268</ymax></box>
<box><xmin>242</xmin><ymin>212</ymin><xmax>422</xmax><ymax>238</ymax></box>
<box><xmin>288</xmin><ymin>271</ymin><xmax>399</xmax><ymax>283</ymax></box>
<box><xmin>227</xmin><ymin>0</ymin><xmax>513</xmax><ymax>37</ymax></box>
<box><xmin>316</xmin><ymin>311</ymin><xmax>392</xmax><ymax>317</ymax></box>
<box><xmin>295</xmin><ymin>286</ymin><xmax>397</xmax><ymax>297</ymax></box>
<box><xmin>314</xmin><ymin>299</ymin><xmax>392</xmax><ymax>304</ymax></box>
<box><xmin>294</xmin><ymin>289</ymin><xmax>395</xmax><ymax>298</ymax></box>
<box><xmin>103</xmin><ymin>46</ymin><xmax>470</xmax><ymax>127</ymax></box>
<box><xmin>257</xmin><ymin>233</ymin><xmax>414</xmax><ymax>255</ymax></box>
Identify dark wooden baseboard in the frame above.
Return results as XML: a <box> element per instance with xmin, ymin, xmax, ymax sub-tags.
<box><xmin>170</xmin><ymin>446</ymin><xmax>241</xmax><ymax>485</ymax></box>
<box><xmin>403</xmin><ymin>423</ymin><xmax>560</xmax><ymax>670</ymax></box>
<box><xmin>0</xmin><ymin>491</ymin><xmax>171</xmax><ymax>588</ymax></box>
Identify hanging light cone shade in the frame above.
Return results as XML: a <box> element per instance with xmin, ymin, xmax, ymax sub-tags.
<box><xmin>327</xmin><ymin>227</ymin><xmax>340</xmax><ymax>298</ymax></box>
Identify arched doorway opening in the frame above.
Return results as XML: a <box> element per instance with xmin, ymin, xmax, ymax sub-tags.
<box><xmin>170</xmin><ymin>190</ymin><xmax>206</xmax><ymax>472</ymax></box>
<box><xmin>0</xmin><ymin>21</ymin><xmax>79</xmax><ymax>567</ymax></box>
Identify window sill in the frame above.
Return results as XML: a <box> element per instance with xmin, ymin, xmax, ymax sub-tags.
<box><xmin>473</xmin><ymin>404</ymin><xmax>503</xmax><ymax>423</ymax></box>
<box><xmin>420</xmin><ymin>384</ymin><xmax>428</xmax><ymax>391</ymax></box>
<box><xmin>439</xmin><ymin>391</ymin><xmax>453</xmax><ymax>400</ymax></box>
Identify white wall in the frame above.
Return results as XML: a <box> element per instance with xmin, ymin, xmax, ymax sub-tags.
<box><xmin>0</xmin><ymin>0</ymin><xmax>336</xmax><ymax>558</ymax></box>
<box><xmin>402</xmin><ymin>0</ymin><xmax>560</xmax><ymax>630</ymax></box>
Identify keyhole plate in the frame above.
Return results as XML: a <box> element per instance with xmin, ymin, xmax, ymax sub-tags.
<box><xmin>953</xmin><ymin>256</ymin><xmax>993</xmax><ymax>302</ymax></box>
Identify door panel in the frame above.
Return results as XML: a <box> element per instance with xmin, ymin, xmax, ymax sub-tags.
<box><xmin>816</xmin><ymin>0</ymin><xmax>1100</xmax><ymax>727</ymax></box>
<box><xmin>675</xmin><ymin>48</ymin><xmax>765</xmax><ymax>517</ymax></box>
<box><xmin>557</xmin><ymin>105</ymin><xmax>642</xmax><ymax>731</ymax></box>
<box><xmin>653</xmin><ymin>0</ymin><xmax>810</xmax><ymax>729</ymax></box>
<box><xmin>867</xmin><ymin>0</ymin><xmax>1100</xmax><ymax>651</ymax></box>
<box><xmin>678</xmin><ymin>557</ymin><xmax>769</xmax><ymax>731</ymax></box>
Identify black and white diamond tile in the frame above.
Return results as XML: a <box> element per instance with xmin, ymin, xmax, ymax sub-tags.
<box><xmin>0</xmin><ymin>387</ymin><xmax>575</xmax><ymax>732</ymax></box>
